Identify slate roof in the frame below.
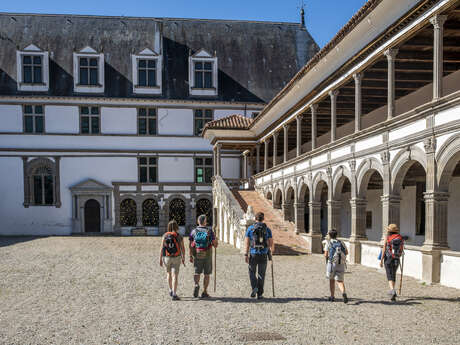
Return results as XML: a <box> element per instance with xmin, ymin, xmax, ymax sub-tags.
<box><xmin>0</xmin><ymin>13</ymin><xmax>319</xmax><ymax>103</ymax></box>
<box><xmin>203</xmin><ymin>114</ymin><xmax>253</xmax><ymax>131</ymax></box>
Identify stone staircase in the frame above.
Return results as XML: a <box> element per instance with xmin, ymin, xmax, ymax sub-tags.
<box><xmin>232</xmin><ymin>190</ymin><xmax>309</xmax><ymax>255</ymax></box>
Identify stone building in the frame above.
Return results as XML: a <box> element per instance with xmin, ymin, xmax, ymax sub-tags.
<box><xmin>204</xmin><ymin>0</ymin><xmax>460</xmax><ymax>289</ymax></box>
<box><xmin>0</xmin><ymin>12</ymin><xmax>318</xmax><ymax>235</ymax></box>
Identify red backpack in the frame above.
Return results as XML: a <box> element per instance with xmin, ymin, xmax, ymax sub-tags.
<box><xmin>163</xmin><ymin>232</ymin><xmax>181</xmax><ymax>257</ymax></box>
<box><xmin>385</xmin><ymin>234</ymin><xmax>404</xmax><ymax>259</ymax></box>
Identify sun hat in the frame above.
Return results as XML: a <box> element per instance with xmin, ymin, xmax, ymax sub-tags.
<box><xmin>387</xmin><ymin>224</ymin><xmax>399</xmax><ymax>233</ymax></box>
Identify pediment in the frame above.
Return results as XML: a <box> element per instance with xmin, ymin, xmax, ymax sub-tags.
<box><xmin>79</xmin><ymin>46</ymin><xmax>98</xmax><ymax>54</ymax></box>
<box><xmin>70</xmin><ymin>178</ymin><xmax>112</xmax><ymax>192</ymax></box>
<box><xmin>138</xmin><ymin>48</ymin><xmax>158</xmax><ymax>56</ymax></box>
<box><xmin>193</xmin><ymin>48</ymin><xmax>213</xmax><ymax>58</ymax></box>
<box><xmin>23</xmin><ymin>44</ymin><xmax>42</xmax><ymax>52</ymax></box>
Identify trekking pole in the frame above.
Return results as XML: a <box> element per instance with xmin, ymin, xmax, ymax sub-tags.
<box><xmin>398</xmin><ymin>251</ymin><xmax>405</xmax><ymax>296</ymax></box>
<box><xmin>269</xmin><ymin>250</ymin><xmax>275</xmax><ymax>297</ymax></box>
<box><xmin>213</xmin><ymin>246</ymin><xmax>217</xmax><ymax>292</ymax></box>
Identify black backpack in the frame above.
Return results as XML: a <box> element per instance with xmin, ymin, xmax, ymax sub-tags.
<box><xmin>385</xmin><ymin>234</ymin><xmax>404</xmax><ymax>260</ymax></box>
<box><xmin>163</xmin><ymin>232</ymin><xmax>180</xmax><ymax>257</ymax></box>
<box><xmin>250</xmin><ymin>223</ymin><xmax>268</xmax><ymax>249</ymax></box>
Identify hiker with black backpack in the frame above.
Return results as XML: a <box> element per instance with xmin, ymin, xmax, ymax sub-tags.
<box><xmin>189</xmin><ymin>214</ymin><xmax>218</xmax><ymax>298</ymax></box>
<box><xmin>244</xmin><ymin>212</ymin><xmax>274</xmax><ymax>300</ymax></box>
<box><xmin>159</xmin><ymin>220</ymin><xmax>185</xmax><ymax>301</ymax></box>
<box><xmin>380</xmin><ymin>224</ymin><xmax>405</xmax><ymax>301</ymax></box>
<box><xmin>324</xmin><ymin>229</ymin><xmax>349</xmax><ymax>303</ymax></box>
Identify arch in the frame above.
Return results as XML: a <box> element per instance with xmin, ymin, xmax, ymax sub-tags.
<box><xmin>273</xmin><ymin>187</ymin><xmax>283</xmax><ymax>209</ymax></box>
<box><xmin>196</xmin><ymin>198</ymin><xmax>213</xmax><ymax>225</ymax></box>
<box><xmin>169</xmin><ymin>198</ymin><xmax>186</xmax><ymax>226</ymax></box>
<box><xmin>391</xmin><ymin>147</ymin><xmax>427</xmax><ymax>195</ymax></box>
<box><xmin>142</xmin><ymin>199</ymin><xmax>159</xmax><ymax>226</ymax></box>
<box><xmin>266</xmin><ymin>191</ymin><xmax>273</xmax><ymax>201</ymax></box>
<box><xmin>120</xmin><ymin>198</ymin><xmax>137</xmax><ymax>226</ymax></box>
<box><xmin>437</xmin><ymin>135</ymin><xmax>460</xmax><ymax>191</ymax></box>
<box><xmin>26</xmin><ymin>157</ymin><xmax>56</xmax><ymax>206</ymax></box>
<box><xmin>312</xmin><ymin>171</ymin><xmax>330</xmax><ymax>202</ymax></box>
<box><xmin>285</xmin><ymin>184</ymin><xmax>295</xmax><ymax>204</ymax></box>
<box><xmin>332</xmin><ymin>165</ymin><xmax>353</xmax><ymax>200</ymax></box>
<box><xmin>84</xmin><ymin>199</ymin><xmax>100</xmax><ymax>232</ymax></box>
<box><xmin>356</xmin><ymin>158</ymin><xmax>385</xmax><ymax>198</ymax></box>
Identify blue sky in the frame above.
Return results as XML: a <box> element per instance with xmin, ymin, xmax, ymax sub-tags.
<box><xmin>1</xmin><ymin>0</ymin><xmax>368</xmax><ymax>47</ymax></box>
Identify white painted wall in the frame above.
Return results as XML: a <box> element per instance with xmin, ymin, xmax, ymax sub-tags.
<box><xmin>45</xmin><ymin>106</ymin><xmax>79</xmax><ymax>134</ymax></box>
<box><xmin>101</xmin><ymin>107</ymin><xmax>137</xmax><ymax>134</ymax></box>
<box><xmin>366</xmin><ymin>189</ymin><xmax>382</xmax><ymax>242</ymax></box>
<box><xmin>400</xmin><ymin>186</ymin><xmax>425</xmax><ymax>246</ymax></box>
<box><xmin>401</xmin><ymin>248</ymin><xmax>423</xmax><ymax>280</ymax></box>
<box><xmin>222</xmin><ymin>157</ymin><xmax>240</xmax><ymax>179</ymax></box>
<box><xmin>361</xmin><ymin>242</ymin><xmax>381</xmax><ymax>269</ymax></box>
<box><xmin>214</xmin><ymin>109</ymin><xmax>246</xmax><ymax>120</ymax></box>
<box><xmin>158</xmin><ymin>157</ymin><xmax>194</xmax><ymax>183</ymax></box>
<box><xmin>0</xmin><ymin>104</ymin><xmax>22</xmax><ymax>132</ymax></box>
<box><xmin>440</xmin><ymin>253</ymin><xmax>460</xmax><ymax>289</ymax></box>
<box><xmin>447</xmin><ymin>177</ymin><xmax>460</xmax><ymax>251</ymax></box>
<box><xmin>340</xmin><ymin>191</ymin><xmax>351</xmax><ymax>238</ymax></box>
<box><xmin>158</xmin><ymin>108</ymin><xmax>193</xmax><ymax>135</ymax></box>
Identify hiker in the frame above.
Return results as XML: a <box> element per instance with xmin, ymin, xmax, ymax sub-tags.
<box><xmin>244</xmin><ymin>212</ymin><xmax>274</xmax><ymax>300</ymax></box>
<box><xmin>189</xmin><ymin>214</ymin><xmax>218</xmax><ymax>298</ymax></box>
<box><xmin>380</xmin><ymin>224</ymin><xmax>404</xmax><ymax>301</ymax></box>
<box><xmin>159</xmin><ymin>220</ymin><xmax>185</xmax><ymax>300</ymax></box>
<box><xmin>324</xmin><ymin>229</ymin><xmax>349</xmax><ymax>303</ymax></box>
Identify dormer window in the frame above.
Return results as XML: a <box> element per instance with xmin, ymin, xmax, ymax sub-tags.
<box><xmin>132</xmin><ymin>48</ymin><xmax>162</xmax><ymax>95</ymax></box>
<box><xmin>189</xmin><ymin>49</ymin><xmax>218</xmax><ymax>96</ymax></box>
<box><xmin>73</xmin><ymin>46</ymin><xmax>104</xmax><ymax>93</ymax></box>
<box><xmin>16</xmin><ymin>44</ymin><xmax>49</xmax><ymax>92</ymax></box>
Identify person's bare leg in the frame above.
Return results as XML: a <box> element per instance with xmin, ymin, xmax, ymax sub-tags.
<box><xmin>389</xmin><ymin>280</ymin><xmax>395</xmax><ymax>290</ymax></box>
<box><xmin>337</xmin><ymin>281</ymin><xmax>346</xmax><ymax>294</ymax></box>
<box><xmin>203</xmin><ymin>274</ymin><xmax>210</xmax><ymax>293</ymax></box>
<box><xmin>173</xmin><ymin>272</ymin><xmax>179</xmax><ymax>295</ymax></box>
<box><xmin>194</xmin><ymin>274</ymin><xmax>200</xmax><ymax>285</ymax></box>
<box><xmin>167</xmin><ymin>272</ymin><xmax>172</xmax><ymax>290</ymax></box>
<box><xmin>329</xmin><ymin>279</ymin><xmax>335</xmax><ymax>297</ymax></box>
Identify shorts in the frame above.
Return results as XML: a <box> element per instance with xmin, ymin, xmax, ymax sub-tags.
<box><xmin>326</xmin><ymin>262</ymin><xmax>345</xmax><ymax>281</ymax></box>
<box><xmin>384</xmin><ymin>258</ymin><xmax>400</xmax><ymax>281</ymax></box>
<box><xmin>163</xmin><ymin>256</ymin><xmax>181</xmax><ymax>274</ymax></box>
<box><xmin>194</xmin><ymin>255</ymin><xmax>212</xmax><ymax>275</ymax></box>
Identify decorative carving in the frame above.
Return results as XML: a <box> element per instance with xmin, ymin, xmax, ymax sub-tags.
<box><xmin>424</xmin><ymin>137</ymin><xmax>437</xmax><ymax>154</ymax></box>
<box><xmin>381</xmin><ymin>151</ymin><xmax>390</xmax><ymax>165</ymax></box>
<box><xmin>326</xmin><ymin>166</ymin><xmax>332</xmax><ymax>178</ymax></box>
<box><xmin>348</xmin><ymin>160</ymin><xmax>356</xmax><ymax>172</ymax></box>
<box><xmin>384</xmin><ymin>47</ymin><xmax>399</xmax><ymax>60</ymax></box>
<box><xmin>429</xmin><ymin>14</ymin><xmax>448</xmax><ymax>29</ymax></box>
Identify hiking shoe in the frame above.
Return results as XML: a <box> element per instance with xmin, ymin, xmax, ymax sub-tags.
<box><xmin>172</xmin><ymin>295</ymin><xmax>180</xmax><ymax>301</ymax></box>
<box><xmin>391</xmin><ymin>291</ymin><xmax>397</xmax><ymax>302</ymax></box>
<box><xmin>193</xmin><ymin>285</ymin><xmax>200</xmax><ymax>298</ymax></box>
<box><xmin>257</xmin><ymin>294</ymin><xmax>264</xmax><ymax>300</ymax></box>
<box><xmin>343</xmin><ymin>293</ymin><xmax>348</xmax><ymax>304</ymax></box>
<box><xmin>250</xmin><ymin>287</ymin><xmax>258</xmax><ymax>298</ymax></box>
<box><xmin>169</xmin><ymin>290</ymin><xmax>173</xmax><ymax>297</ymax></box>
<box><xmin>201</xmin><ymin>292</ymin><xmax>210</xmax><ymax>298</ymax></box>
<box><xmin>328</xmin><ymin>296</ymin><xmax>335</xmax><ymax>302</ymax></box>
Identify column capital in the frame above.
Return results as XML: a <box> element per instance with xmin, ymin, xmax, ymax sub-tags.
<box><xmin>380</xmin><ymin>194</ymin><xmax>400</xmax><ymax>203</ymax></box>
<box><xmin>423</xmin><ymin>191</ymin><xmax>449</xmax><ymax>202</ymax></box>
<box><xmin>283</xmin><ymin>123</ymin><xmax>290</xmax><ymax>131</ymax></box>
<box><xmin>349</xmin><ymin>197</ymin><xmax>367</xmax><ymax>207</ymax></box>
<box><xmin>272</xmin><ymin>131</ymin><xmax>279</xmax><ymax>140</ymax></box>
<box><xmin>429</xmin><ymin>14</ymin><xmax>448</xmax><ymax>29</ymax></box>
<box><xmin>296</xmin><ymin>114</ymin><xmax>303</xmax><ymax>123</ymax></box>
<box><xmin>329</xmin><ymin>89</ymin><xmax>339</xmax><ymax>99</ymax></box>
<box><xmin>384</xmin><ymin>47</ymin><xmax>399</xmax><ymax>60</ymax></box>
<box><xmin>326</xmin><ymin>200</ymin><xmax>342</xmax><ymax>208</ymax></box>
<box><xmin>353</xmin><ymin>72</ymin><xmax>363</xmax><ymax>84</ymax></box>
<box><xmin>380</xmin><ymin>150</ymin><xmax>390</xmax><ymax>165</ymax></box>
<box><xmin>348</xmin><ymin>159</ymin><xmax>356</xmax><ymax>172</ymax></box>
<box><xmin>294</xmin><ymin>202</ymin><xmax>306</xmax><ymax>208</ymax></box>
<box><xmin>310</xmin><ymin>103</ymin><xmax>318</xmax><ymax>113</ymax></box>
<box><xmin>423</xmin><ymin>136</ymin><xmax>437</xmax><ymax>154</ymax></box>
<box><xmin>308</xmin><ymin>201</ymin><xmax>321</xmax><ymax>208</ymax></box>
<box><xmin>216</xmin><ymin>143</ymin><xmax>222</xmax><ymax>149</ymax></box>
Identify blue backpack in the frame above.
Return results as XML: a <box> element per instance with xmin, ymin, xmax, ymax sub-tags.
<box><xmin>328</xmin><ymin>240</ymin><xmax>346</xmax><ymax>264</ymax></box>
<box><xmin>194</xmin><ymin>227</ymin><xmax>211</xmax><ymax>252</ymax></box>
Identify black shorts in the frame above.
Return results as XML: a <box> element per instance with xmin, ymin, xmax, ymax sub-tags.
<box><xmin>384</xmin><ymin>258</ymin><xmax>400</xmax><ymax>281</ymax></box>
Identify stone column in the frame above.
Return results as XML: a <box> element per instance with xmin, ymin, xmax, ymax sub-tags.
<box><xmin>294</xmin><ymin>202</ymin><xmax>305</xmax><ymax>234</ymax></box>
<box><xmin>349</xmin><ymin>198</ymin><xmax>367</xmax><ymax>264</ymax></box>
<box><xmin>384</xmin><ymin>48</ymin><xmax>398</xmax><ymax>120</ymax></box>
<box><xmin>353</xmin><ymin>73</ymin><xmax>362</xmax><ymax>133</ymax></box>
<box><xmin>329</xmin><ymin>90</ymin><xmax>339</xmax><ymax>142</ymax></box>
<box><xmin>216</xmin><ymin>144</ymin><xmax>222</xmax><ymax>176</ymax></box>
<box><xmin>113</xmin><ymin>185</ymin><xmax>120</xmax><ymax>232</ymax></box>
<box><xmin>242</xmin><ymin>152</ymin><xmax>248</xmax><ymax>180</ymax></box>
<box><xmin>54</xmin><ymin>156</ymin><xmax>62</xmax><ymax>208</ymax></box>
<box><xmin>264</xmin><ymin>139</ymin><xmax>269</xmax><ymax>171</ymax></box>
<box><xmin>430</xmin><ymin>15</ymin><xmax>448</xmax><ymax>100</ymax></box>
<box><xmin>136</xmin><ymin>197</ymin><xmax>142</xmax><ymax>227</ymax></box>
<box><xmin>423</xmin><ymin>192</ymin><xmax>449</xmax><ymax>249</ymax></box>
<box><xmin>311</xmin><ymin>104</ymin><xmax>318</xmax><ymax>150</ymax></box>
<box><xmin>308</xmin><ymin>201</ymin><xmax>323</xmax><ymax>253</ymax></box>
<box><xmin>296</xmin><ymin>115</ymin><xmax>303</xmax><ymax>157</ymax></box>
<box><xmin>327</xmin><ymin>200</ymin><xmax>341</xmax><ymax>233</ymax></box>
<box><xmin>213</xmin><ymin>146</ymin><xmax>217</xmax><ymax>176</ymax></box>
<box><xmin>272</xmin><ymin>132</ymin><xmax>279</xmax><ymax>167</ymax></box>
<box><xmin>380</xmin><ymin>195</ymin><xmax>400</xmax><ymax>240</ymax></box>
<box><xmin>255</xmin><ymin>143</ymin><xmax>261</xmax><ymax>174</ymax></box>
<box><xmin>282</xmin><ymin>202</ymin><xmax>292</xmax><ymax>222</ymax></box>
<box><xmin>283</xmin><ymin>124</ymin><xmax>289</xmax><ymax>163</ymax></box>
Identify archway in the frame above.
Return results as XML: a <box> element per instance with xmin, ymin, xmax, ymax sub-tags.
<box><xmin>120</xmin><ymin>199</ymin><xmax>137</xmax><ymax>227</ymax></box>
<box><xmin>84</xmin><ymin>199</ymin><xmax>100</xmax><ymax>232</ymax></box>
<box><xmin>169</xmin><ymin>198</ymin><xmax>186</xmax><ymax>226</ymax></box>
<box><xmin>142</xmin><ymin>199</ymin><xmax>159</xmax><ymax>227</ymax></box>
<box><xmin>284</xmin><ymin>185</ymin><xmax>295</xmax><ymax>222</ymax></box>
<box><xmin>298</xmin><ymin>182</ymin><xmax>310</xmax><ymax>233</ymax></box>
<box><xmin>335</xmin><ymin>177</ymin><xmax>352</xmax><ymax>238</ymax></box>
<box><xmin>273</xmin><ymin>188</ymin><xmax>283</xmax><ymax>209</ymax></box>
<box><xmin>197</xmin><ymin>198</ymin><xmax>213</xmax><ymax>226</ymax></box>
<box><xmin>358</xmin><ymin>169</ymin><xmax>383</xmax><ymax>241</ymax></box>
<box><xmin>314</xmin><ymin>179</ymin><xmax>328</xmax><ymax>237</ymax></box>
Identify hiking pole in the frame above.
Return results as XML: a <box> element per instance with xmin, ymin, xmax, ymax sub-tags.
<box><xmin>268</xmin><ymin>250</ymin><xmax>275</xmax><ymax>297</ymax></box>
<box><xmin>213</xmin><ymin>246</ymin><xmax>217</xmax><ymax>292</ymax></box>
<box><xmin>399</xmin><ymin>251</ymin><xmax>405</xmax><ymax>296</ymax></box>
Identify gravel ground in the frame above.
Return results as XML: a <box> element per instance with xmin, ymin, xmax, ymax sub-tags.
<box><xmin>0</xmin><ymin>236</ymin><xmax>459</xmax><ymax>345</ymax></box>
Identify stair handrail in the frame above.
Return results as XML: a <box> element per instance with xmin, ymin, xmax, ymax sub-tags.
<box><xmin>214</xmin><ymin>176</ymin><xmax>245</xmax><ymax>220</ymax></box>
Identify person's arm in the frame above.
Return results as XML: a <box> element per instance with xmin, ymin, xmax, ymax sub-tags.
<box><xmin>189</xmin><ymin>233</ymin><xmax>194</xmax><ymax>263</ymax></box>
<box><xmin>159</xmin><ymin>237</ymin><xmax>165</xmax><ymax>266</ymax></box>
<box><xmin>180</xmin><ymin>237</ymin><xmax>185</xmax><ymax>265</ymax></box>
<box><xmin>244</xmin><ymin>236</ymin><xmax>250</xmax><ymax>263</ymax></box>
<box><xmin>380</xmin><ymin>239</ymin><xmax>387</xmax><ymax>267</ymax></box>
<box><xmin>267</xmin><ymin>227</ymin><xmax>275</xmax><ymax>254</ymax></box>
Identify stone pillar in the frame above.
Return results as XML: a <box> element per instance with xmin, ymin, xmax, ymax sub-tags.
<box><xmin>423</xmin><ymin>192</ymin><xmax>449</xmax><ymax>249</ymax></box>
<box><xmin>348</xmin><ymin>198</ymin><xmax>367</xmax><ymax>264</ymax></box>
<box><xmin>308</xmin><ymin>201</ymin><xmax>323</xmax><ymax>253</ymax></box>
<box><xmin>294</xmin><ymin>202</ymin><xmax>305</xmax><ymax>235</ymax></box>
<box><xmin>296</xmin><ymin>115</ymin><xmax>303</xmax><ymax>157</ymax></box>
<box><xmin>327</xmin><ymin>200</ymin><xmax>341</xmax><ymax>233</ymax></box>
<box><xmin>282</xmin><ymin>203</ymin><xmax>292</xmax><ymax>222</ymax></box>
<box><xmin>136</xmin><ymin>198</ymin><xmax>142</xmax><ymax>227</ymax></box>
<box><xmin>113</xmin><ymin>185</ymin><xmax>120</xmax><ymax>232</ymax></box>
<box><xmin>216</xmin><ymin>144</ymin><xmax>222</xmax><ymax>176</ymax></box>
<box><xmin>380</xmin><ymin>195</ymin><xmax>400</xmax><ymax>240</ymax></box>
<box><xmin>213</xmin><ymin>146</ymin><xmax>217</xmax><ymax>176</ymax></box>
<box><xmin>353</xmin><ymin>73</ymin><xmax>362</xmax><ymax>133</ymax></box>
<box><xmin>283</xmin><ymin>124</ymin><xmax>289</xmax><ymax>163</ymax></box>
<box><xmin>272</xmin><ymin>132</ymin><xmax>279</xmax><ymax>167</ymax></box>
<box><xmin>264</xmin><ymin>139</ymin><xmax>269</xmax><ymax>171</ymax></box>
<box><xmin>384</xmin><ymin>48</ymin><xmax>398</xmax><ymax>120</ymax></box>
<box><xmin>329</xmin><ymin>90</ymin><xmax>339</xmax><ymax>142</ymax></box>
<box><xmin>430</xmin><ymin>15</ymin><xmax>448</xmax><ymax>100</ymax></box>
<box><xmin>311</xmin><ymin>104</ymin><xmax>318</xmax><ymax>150</ymax></box>
<box><xmin>255</xmin><ymin>143</ymin><xmax>260</xmax><ymax>174</ymax></box>
<box><xmin>54</xmin><ymin>156</ymin><xmax>62</xmax><ymax>208</ymax></box>
<box><xmin>242</xmin><ymin>152</ymin><xmax>248</xmax><ymax>180</ymax></box>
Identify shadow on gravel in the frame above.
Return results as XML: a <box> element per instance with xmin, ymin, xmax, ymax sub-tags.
<box><xmin>403</xmin><ymin>296</ymin><xmax>460</xmax><ymax>303</ymax></box>
<box><xmin>181</xmin><ymin>296</ymin><xmax>330</xmax><ymax>303</ymax></box>
<box><xmin>351</xmin><ymin>299</ymin><xmax>422</xmax><ymax>306</ymax></box>
<box><xmin>274</xmin><ymin>243</ymin><xmax>309</xmax><ymax>256</ymax></box>
<box><xmin>0</xmin><ymin>236</ymin><xmax>48</xmax><ymax>248</ymax></box>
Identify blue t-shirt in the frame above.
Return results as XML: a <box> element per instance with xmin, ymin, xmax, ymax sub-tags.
<box><xmin>245</xmin><ymin>222</ymin><xmax>272</xmax><ymax>255</ymax></box>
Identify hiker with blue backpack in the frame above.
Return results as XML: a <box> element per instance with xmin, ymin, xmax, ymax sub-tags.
<box><xmin>189</xmin><ymin>214</ymin><xmax>218</xmax><ymax>298</ymax></box>
<box><xmin>380</xmin><ymin>224</ymin><xmax>405</xmax><ymax>301</ymax></box>
<box><xmin>244</xmin><ymin>212</ymin><xmax>274</xmax><ymax>300</ymax></box>
<box><xmin>324</xmin><ymin>229</ymin><xmax>349</xmax><ymax>303</ymax></box>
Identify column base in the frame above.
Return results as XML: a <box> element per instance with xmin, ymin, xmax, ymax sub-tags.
<box><xmin>421</xmin><ymin>247</ymin><xmax>443</xmax><ymax>284</ymax></box>
<box><xmin>348</xmin><ymin>237</ymin><xmax>367</xmax><ymax>264</ymax></box>
<box><xmin>303</xmin><ymin>233</ymin><xmax>323</xmax><ymax>254</ymax></box>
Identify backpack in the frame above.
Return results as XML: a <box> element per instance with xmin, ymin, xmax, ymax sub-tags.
<box><xmin>250</xmin><ymin>223</ymin><xmax>268</xmax><ymax>250</ymax></box>
<box><xmin>163</xmin><ymin>232</ymin><xmax>181</xmax><ymax>257</ymax></box>
<box><xmin>328</xmin><ymin>239</ymin><xmax>346</xmax><ymax>264</ymax></box>
<box><xmin>194</xmin><ymin>227</ymin><xmax>212</xmax><ymax>252</ymax></box>
<box><xmin>386</xmin><ymin>234</ymin><xmax>404</xmax><ymax>259</ymax></box>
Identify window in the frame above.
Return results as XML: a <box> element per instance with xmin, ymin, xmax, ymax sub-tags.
<box><xmin>195</xmin><ymin>157</ymin><xmax>213</xmax><ymax>183</ymax></box>
<box><xmin>132</xmin><ymin>49</ymin><xmax>162</xmax><ymax>95</ymax></box>
<box><xmin>23</xmin><ymin>157</ymin><xmax>60</xmax><ymax>208</ymax></box>
<box><xmin>138</xmin><ymin>108</ymin><xmax>157</xmax><ymax>135</ymax></box>
<box><xmin>139</xmin><ymin>157</ymin><xmax>157</xmax><ymax>183</ymax></box>
<box><xmin>80</xmin><ymin>106</ymin><xmax>100</xmax><ymax>134</ymax></box>
<box><xmin>189</xmin><ymin>49</ymin><xmax>218</xmax><ymax>96</ymax></box>
<box><xmin>73</xmin><ymin>47</ymin><xmax>104</xmax><ymax>93</ymax></box>
<box><xmin>79</xmin><ymin>57</ymin><xmax>99</xmax><ymax>85</ymax></box>
<box><xmin>16</xmin><ymin>44</ymin><xmax>49</xmax><ymax>91</ymax></box>
<box><xmin>194</xmin><ymin>109</ymin><xmax>213</xmax><ymax>136</ymax></box>
<box><xmin>23</xmin><ymin>105</ymin><xmax>44</xmax><ymax>133</ymax></box>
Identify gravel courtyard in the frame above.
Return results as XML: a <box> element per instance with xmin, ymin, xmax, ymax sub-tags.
<box><xmin>0</xmin><ymin>236</ymin><xmax>459</xmax><ymax>345</ymax></box>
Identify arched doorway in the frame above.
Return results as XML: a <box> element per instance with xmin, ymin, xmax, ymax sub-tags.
<box><xmin>196</xmin><ymin>198</ymin><xmax>212</xmax><ymax>226</ymax></box>
<box><xmin>142</xmin><ymin>199</ymin><xmax>159</xmax><ymax>226</ymax></box>
<box><xmin>169</xmin><ymin>198</ymin><xmax>186</xmax><ymax>226</ymax></box>
<box><xmin>120</xmin><ymin>199</ymin><xmax>137</xmax><ymax>226</ymax></box>
<box><xmin>84</xmin><ymin>199</ymin><xmax>100</xmax><ymax>232</ymax></box>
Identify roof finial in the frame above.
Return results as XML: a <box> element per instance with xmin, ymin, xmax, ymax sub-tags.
<box><xmin>300</xmin><ymin>0</ymin><xmax>305</xmax><ymax>28</ymax></box>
